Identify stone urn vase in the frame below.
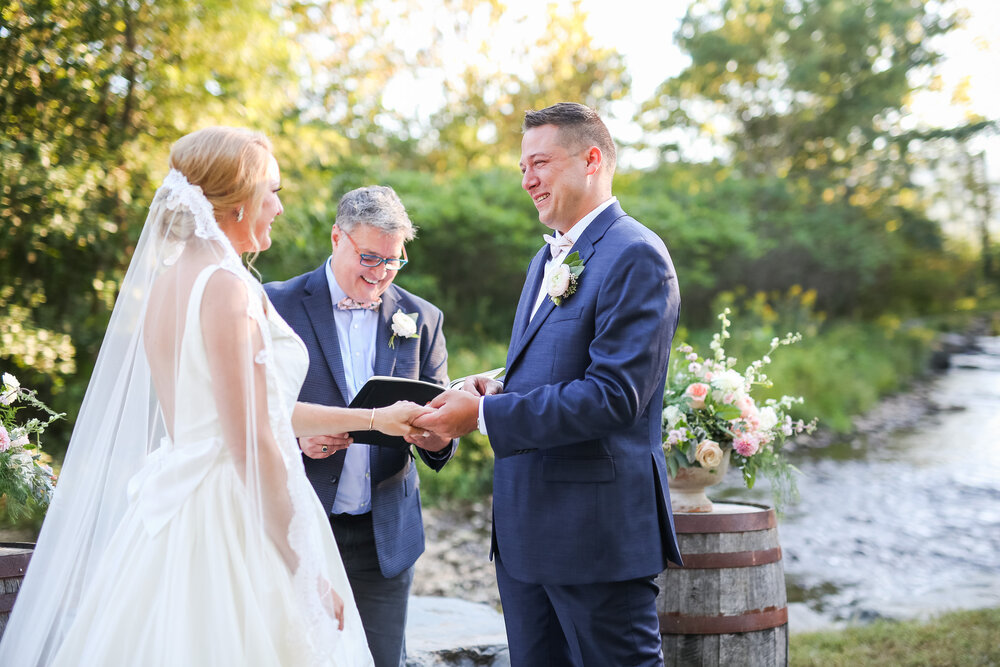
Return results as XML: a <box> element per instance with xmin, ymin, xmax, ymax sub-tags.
<box><xmin>668</xmin><ymin>454</ymin><xmax>730</xmax><ymax>513</ymax></box>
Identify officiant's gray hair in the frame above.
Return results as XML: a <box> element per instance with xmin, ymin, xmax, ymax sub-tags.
<box><xmin>335</xmin><ymin>185</ymin><xmax>417</xmax><ymax>241</ymax></box>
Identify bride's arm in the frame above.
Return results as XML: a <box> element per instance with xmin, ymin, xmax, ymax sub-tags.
<box><xmin>202</xmin><ymin>272</ymin><xmax>299</xmax><ymax>570</ymax></box>
<box><xmin>291</xmin><ymin>401</ymin><xmax>430</xmax><ymax>439</ymax></box>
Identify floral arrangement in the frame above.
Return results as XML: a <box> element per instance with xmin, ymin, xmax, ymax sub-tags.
<box><xmin>662</xmin><ymin>309</ymin><xmax>816</xmax><ymax>505</ymax></box>
<box><xmin>1</xmin><ymin>372</ymin><xmax>62</xmax><ymax>520</ymax></box>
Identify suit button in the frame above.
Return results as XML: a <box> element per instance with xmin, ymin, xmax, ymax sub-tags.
<box><xmin>330</xmin><ymin>476</ymin><xmax>339</xmax><ymax>484</ymax></box>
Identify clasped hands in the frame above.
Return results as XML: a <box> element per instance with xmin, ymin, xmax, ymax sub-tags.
<box><xmin>300</xmin><ymin>376</ymin><xmax>502</xmax><ymax>459</ymax></box>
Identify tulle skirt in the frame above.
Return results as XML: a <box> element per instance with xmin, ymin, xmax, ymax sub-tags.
<box><xmin>49</xmin><ymin>462</ymin><xmax>373</xmax><ymax>666</ymax></box>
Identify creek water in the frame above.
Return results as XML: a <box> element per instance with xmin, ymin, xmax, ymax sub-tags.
<box><xmin>715</xmin><ymin>336</ymin><xmax>1000</xmax><ymax>632</ymax></box>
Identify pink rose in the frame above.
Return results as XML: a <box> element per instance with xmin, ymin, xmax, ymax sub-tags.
<box><xmin>0</xmin><ymin>425</ymin><xmax>9</xmax><ymax>452</ymax></box>
<box><xmin>735</xmin><ymin>394</ymin><xmax>757</xmax><ymax>418</ymax></box>
<box><xmin>685</xmin><ymin>382</ymin><xmax>710</xmax><ymax>409</ymax></box>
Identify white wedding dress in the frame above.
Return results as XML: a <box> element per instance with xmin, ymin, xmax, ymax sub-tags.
<box><xmin>45</xmin><ymin>265</ymin><xmax>375</xmax><ymax>667</ymax></box>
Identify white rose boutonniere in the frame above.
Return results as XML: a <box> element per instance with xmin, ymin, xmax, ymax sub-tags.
<box><xmin>548</xmin><ymin>251</ymin><xmax>585</xmax><ymax>306</ymax></box>
<box><xmin>389</xmin><ymin>310</ymin><xmax>419</xmax><ymax>348</ymax></box>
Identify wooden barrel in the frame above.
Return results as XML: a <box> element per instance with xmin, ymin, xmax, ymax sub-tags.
<box><xmin>656</xmin><ymin>503</ymin><xmax>788</xmax><ymax>666</ymax></box>
<box><xmin>0</xmin><ymin>543</ymin><xmax>34</xmax><ymax>637</ymax></box>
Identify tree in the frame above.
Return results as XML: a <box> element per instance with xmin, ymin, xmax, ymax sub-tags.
<box><xmin>636</xmin><ymin>0</ymin><xmax>981</xmax><ymax>317</ymax></box>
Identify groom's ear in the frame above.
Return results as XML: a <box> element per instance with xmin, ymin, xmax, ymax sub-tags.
<box><xmin>584</xmin><ymin>146</ymin><xmax>602</xmax><ymax>176</ymax></box>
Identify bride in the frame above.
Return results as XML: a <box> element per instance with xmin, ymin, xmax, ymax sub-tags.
<box><xmin>0</xmin><ymin>127</ymin><xmax>427</xmax><ymax>666</ymax></box>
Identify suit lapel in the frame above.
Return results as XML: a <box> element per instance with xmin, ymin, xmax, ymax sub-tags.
<box><xmin>509</xmin><ymin>246</ymin><xmax>549</xmax><ymax>353</ymax></box>
<box><xmin>506</xmin><ymin>203</ymin><xmax>625</xmax><ymax>370</ymax></box>
<box><xmin>302</xmin><ymin>265</ymin><xmax>352</xmax><ymax>406</ymax></box>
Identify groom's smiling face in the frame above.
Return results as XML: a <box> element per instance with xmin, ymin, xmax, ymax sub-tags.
<box><xmin>330</xmin><ymin>223</ymin><xmax>405</xmax><ymax>304</ymax></box>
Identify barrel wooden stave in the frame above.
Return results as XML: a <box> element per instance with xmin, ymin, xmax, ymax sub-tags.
<box><xmin>657</xmin><ymin>503</ymin><xmax>788</xmax><ymax>667</ymax></box>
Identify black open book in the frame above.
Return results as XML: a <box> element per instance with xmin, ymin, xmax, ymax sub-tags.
<box><xmin>347</xmin><ymin>367</ymin><xmax>504</xmax><ymax>449</ymax></box>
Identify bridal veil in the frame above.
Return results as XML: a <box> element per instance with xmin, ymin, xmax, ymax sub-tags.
<box><xmin>0</xmin><ymin>129</ymin><xmax>360</xmax><ymax>665</ymax></box>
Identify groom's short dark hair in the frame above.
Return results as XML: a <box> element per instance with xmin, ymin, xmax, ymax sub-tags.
<box><xmin>523</xmin><ymin>103</ymin><xmax>617</xmax><ymax>175</ymax></box>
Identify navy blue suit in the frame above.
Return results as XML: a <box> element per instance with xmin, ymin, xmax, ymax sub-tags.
<box><xmin>265</xmin><ymin>264</ymin><xmax>456</xmax><ymax>579</ymax></box>
<box><xmin>483</xmin><ymin>202</ymin><xmax>682</xmax><ymax>665</ymax></box>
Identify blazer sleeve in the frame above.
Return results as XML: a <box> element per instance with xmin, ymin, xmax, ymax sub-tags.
<box><xmin>413</xmin><ymin>305</ymin><xmax>458</xmax><ymax>470</ymax></box>
<box><xmin>484</xmin><ymin>238</ymin><xmax>679</xmax><ymax>458</ymax></box>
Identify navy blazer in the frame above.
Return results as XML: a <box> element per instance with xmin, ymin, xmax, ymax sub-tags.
<box><xmin>265</xmin><ymin>263</ymin><xmax>456</xmax><ymax>579</ymax></box>
<box><xmin>483</xmin><ymin>201</ymin><xmax>683</xmax><ymax>585</ymax></box>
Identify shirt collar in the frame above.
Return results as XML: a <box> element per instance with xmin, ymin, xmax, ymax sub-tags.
<box><xmin>554</xmin><ymin>196</ymin><xmax>617</xmax><ymax>244</ymax></box>
<box><xmin>325</xmin><ymin>257</ymin><xmax>350</xmax><ymax>305</ymax></box>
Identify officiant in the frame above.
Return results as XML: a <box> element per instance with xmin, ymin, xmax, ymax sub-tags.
<box><xmin>265</xmin><ymin>185</ymin><xmax>457</xmax><ymax>667</ymax></box>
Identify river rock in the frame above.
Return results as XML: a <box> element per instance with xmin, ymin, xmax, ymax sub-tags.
<box><xmin>405</xmin><ymin>596</ymin><xmax>509</xmax><ymax>667</ymax></box>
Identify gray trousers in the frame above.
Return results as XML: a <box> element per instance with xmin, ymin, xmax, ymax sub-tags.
<box><xmin>330</xmin><ymin>512</ymin><xmax>415</xmax><ymax>667</ymax></box>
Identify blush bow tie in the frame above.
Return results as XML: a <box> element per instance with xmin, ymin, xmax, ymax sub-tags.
<box><xmin>337</xmin><ymin>296</ymin><xmax>381</xmax><ymax>311</ymax></box>
<box><xmin>542</xmin><ymin>233</ymin><xmax>575</xmax><ymax>258</ymax></box>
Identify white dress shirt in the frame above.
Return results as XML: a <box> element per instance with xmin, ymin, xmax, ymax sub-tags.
<box><xmin>325</xmin><ymin>258</ymin><xmax>377</xmax><ymax>515</ymax></box>
<box><xmin>479</xmin><ymin>196</ymin><xmax>618</xmax><ymax>436</ymax></box>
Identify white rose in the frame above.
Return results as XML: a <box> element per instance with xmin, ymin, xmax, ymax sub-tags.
<box><xmin>758</xmin><ymin>406</ymin><xmax>779</xmax><ymax>431</ymax></box>
<box><xmin>547</xmin><ymin>264</ymin><xmax>571</xmax><ymax>298</ymax></box>
<box><xmin>391</xmin><ymin>311</ymin><xmax>417</xmax><ymax>338</ymax></box>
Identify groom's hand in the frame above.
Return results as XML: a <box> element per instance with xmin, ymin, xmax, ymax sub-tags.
<box><xmin>411</xmin><ymin>389</ymin><xmax>479</xmax><ymax>440</ymax></box>
<box><xmin>300</xmin><ymin>434</ymin><xmax>352</xmax><ymax>459</ymax></box>
<box><xmin>461</xmin><ymin>375</ymin><xmax>503</xmax><ymax>397</ymax></box>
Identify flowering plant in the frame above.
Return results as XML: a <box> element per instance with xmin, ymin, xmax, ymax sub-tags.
<box><xmin>1</xmin><ymin>372</ymin><xmax>62</xmax><ymax>520</ymax></box>
<box><xmin>388</xmin><ymin>310</ymin><xmax>419</xmax><ymax>348</ymax></box>
<box><xmin>548</xmin><ymin>252</ymin><xmax>584</xmax><ymax>306</ymax></box>
<box><xmin>662</xmin><ymin>310</ymin><xmax>816</xmax><ymax>505</ymax></box>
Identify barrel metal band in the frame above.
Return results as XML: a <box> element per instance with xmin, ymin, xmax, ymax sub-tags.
<box><xmin>674</xmin><ymin>505</ymin><xmax>776</xmax><ymax>534</ymax></box>
<box><xmin>659</xmin><ymin>606</ymin><xmax>788</xmax><ymax>634</ymax></box>
<box><xmin>668</xmin><ymin>546</ymin><xmax>782</xmax><ymax>569</ymax></box>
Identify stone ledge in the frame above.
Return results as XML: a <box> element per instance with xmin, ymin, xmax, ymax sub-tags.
<box><xmin>405</xmin><ymin>596</ymin><xmax>509</xmax><ymax>667</ymax></box>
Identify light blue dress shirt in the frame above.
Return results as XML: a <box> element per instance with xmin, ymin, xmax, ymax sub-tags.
<box><xmin>325</xmin><ymin>258</ymin><xmax>377</xmax><ymax>515</ymax></box>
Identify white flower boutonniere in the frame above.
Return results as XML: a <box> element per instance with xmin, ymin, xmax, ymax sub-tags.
<box><xmin>548</xmin><ymin>251</ymin><xmax>585</xmax><ymax>306</ymax></box>
<box><xmin>389</xmin><ymin>310</ymin><xmax>419</xmax><ymax>348</ymax></box>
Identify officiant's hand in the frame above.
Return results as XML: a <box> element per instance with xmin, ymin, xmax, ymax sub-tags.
<box><xmin>404</xmin><ymin>430</ymin><xmax>451</xmax><ymax>452</ymax></box>
<box><xmin>461</xmin><ymin>375</ymin><xmax>503</xmax><ymax>397</ymax></box>
<box><xmin>300</xmin><ymin>434</ymin><xmax>352</xmax><ymax>459</ymax></box>
<box><xmin>411</xmin><ymin>389</ymin><xmax>479</xmax><ymax>440</ymax></box>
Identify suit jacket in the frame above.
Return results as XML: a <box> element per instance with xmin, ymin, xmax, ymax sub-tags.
<box><xmin>265</xmin><ymin>263</ymin><xmax>456</xmax><ymax>579</ymax></box>
<box><xmin>483</xmin><ymin>201</ymin><xmax>683</xmax><ymax>585</ymax></box>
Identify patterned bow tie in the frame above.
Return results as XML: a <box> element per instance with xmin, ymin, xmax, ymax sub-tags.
<box><xmin>337</xmin><ymin>296</ymin><xmax>381</xmax><ymax>311</ymax></box>
<box><xmin>542</xmin><ymin>234</ymin><xmax>574</xmax><ymax>258</ymax></box>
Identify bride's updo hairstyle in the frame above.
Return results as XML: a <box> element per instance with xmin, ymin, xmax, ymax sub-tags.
<box><xmin>164</xmin><ymin>126</ymin><xmax>273</xmax><ymax>250</ymax></box>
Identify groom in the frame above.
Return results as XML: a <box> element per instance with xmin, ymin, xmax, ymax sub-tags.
<box><xmin>265</xmin><ymin>185</ymin><xmax>456</xmax><ymax>667</ymax></box>
<box><xmin>415</xmin><ymin>103</ymin><xmax>683</xmax><ymax>665</ymax></box>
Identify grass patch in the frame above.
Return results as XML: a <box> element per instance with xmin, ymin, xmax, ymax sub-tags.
<box><xmin>790</xmin><ymin>607</ymin><xmax>1000</xmax><ymax>666</ymax></box>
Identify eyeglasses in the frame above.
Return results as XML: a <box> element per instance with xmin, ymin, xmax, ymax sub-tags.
<box><xmin>340</xmin><ymin>229</ymin><xmax>408</xmax><ymax>271</ymax></box>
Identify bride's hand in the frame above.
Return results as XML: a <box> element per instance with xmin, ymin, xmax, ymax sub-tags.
<box><xmin>317</xmin><ymin>577</ymin><xmax>345</xmax><ymax>630</ymax></box>
<box><xmin>373</xmin><ymin>401</ymin><xmax>433</xmax><ymax>437</ymax></box>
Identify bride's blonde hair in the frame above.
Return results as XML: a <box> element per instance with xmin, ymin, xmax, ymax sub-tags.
<box><xmin>167</xmin><ymin>127</ymin><xmax>273</xmax><ymax>254</ymax></box>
